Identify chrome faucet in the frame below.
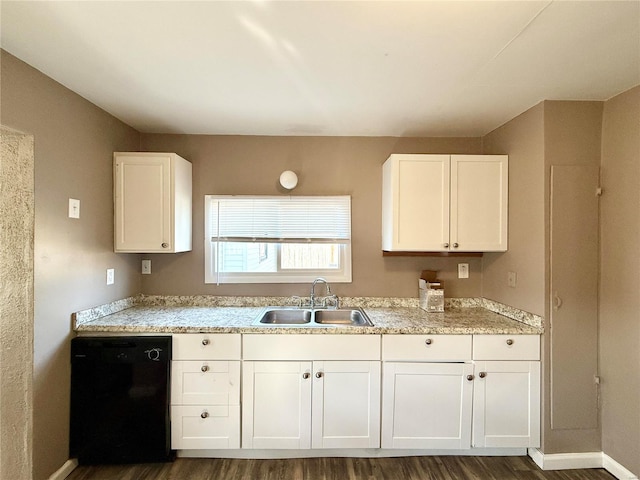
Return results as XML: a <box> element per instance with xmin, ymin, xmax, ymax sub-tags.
<box><xmin>310</xmin><ymin>278</ymin><xmax>339</xmax><ymax>309</ymax></box>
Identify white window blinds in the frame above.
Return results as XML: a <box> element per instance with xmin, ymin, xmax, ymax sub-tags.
<box><xmin>208</xmin><ymin>196</ymin><xmax>351</xmax><ymax>243</ymax></box>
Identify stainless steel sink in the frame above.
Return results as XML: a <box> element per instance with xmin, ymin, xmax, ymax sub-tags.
<box><xmin>255</xmin><ymin>307</ymin><xmax>373</xmax><ymax>327</ymax></box>
<box><xmin>257</xmin><ymin>308</ymin><xmax>312</xmax><ymax>324</ymax></box>
<box><xmin>313</xmin><ymin>309</ymin><xmax>373</xmax><ymax>326</ymax></box>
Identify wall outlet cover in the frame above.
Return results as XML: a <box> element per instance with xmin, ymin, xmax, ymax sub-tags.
<box><xmin>68</xmin><ymin>198</ymin><xmax>80</xmax><ymax>219</ymax></box>
<box><xmin>458</xmin><ymin>263</ymin><xmax>469</xmax><ymax>279</ymax></box>
<box><xmin>142</xmin><ymin>259</ymin><xmax>151</xmax><ymax>275</ymax></box>
<box><xmin>508</xmin><ymin>271</ymin><xmax>517</xmax><ymax>288</ymax></box>
<box><xmin>106</xmin><ymin>268</ymin><xmax>115</xmax><ymax>285</ymax></box>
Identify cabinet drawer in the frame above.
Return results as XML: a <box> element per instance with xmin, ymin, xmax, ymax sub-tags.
<box><xmin>171</xmin><ymin>405</ymin><xmax>240</xmax><ymax>449</ymax></box>
<box><xmin>473</xmin><ymin>335</ymin><xmax>540</xmax><ymax>360</ymax></box>
<box><xmin>171</xmin><ymin>360</ymin><xmax>240</xmax><ymax>405</ymax></box>
<box><xmin>382</xmin><ymin>335</ymin><xmax>472</xmax><ymax>361</ymax></box>
<box><xmin>243</xmin><ymin>334</ymin><xmax>381</xmax><ymax>360</ymax></box>
<box><xmin>172</xmin><ymin>334</ymin><xmax>241</xmax><ymax>360</ymax></box>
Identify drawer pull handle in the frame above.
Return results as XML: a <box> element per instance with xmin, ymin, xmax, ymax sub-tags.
<box><xmin>161</xmin><ymin>242</ymin><xmax>169</xmax><ymax>248</ymax></box>
<box><xmin>479</xmin><ymin>372</ymin><xmax>486</xmax><ymax>378</ymax></box>
<box><xmin>201</xmin><ymin>411</ymin><xmax>209</xmax><ymax>419</ymax></box>
<box><xmin>315</xmin><ymin>372</ymin><xmax>323</xmax><ymax>379</ymax></box>
<box><xmin>201</xmin><ymin>365</ymin><xmax>209</xmax><ymax>372</ymax></box>
<box><xmin>453</xmin><ymin>243</ymin><xmax>459</xmax><ymax>248</ymax></box>
<box><xmin>506</xmin><ymin>339</ymin><xmax>514</xmax><ymax>346</ymax></box>
<box><xmin>466</xmin><ymin>374</ymin><xmax>474</xmax><ymax>381</ymax></box>
<box><xmin>425</xmin><ymin>338</ymin><xmax>433</xmax><ymax>346</ymax></box>
<box><xmin>443</xmin><ymin>243</ymin><xmax>449</xmax><ymax>248</ymax></box>
<box><xmin>302</xmin><ymin>372</ymin><xmax>310</xmax><ymax>379</ymax></box>
<box><xmin>202</xmin><ymin>339</ymin><xmax>210</xmax><ymax>346</ymax></box>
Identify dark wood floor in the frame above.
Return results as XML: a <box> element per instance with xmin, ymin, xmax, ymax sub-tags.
<box><xmin>66</xmin><ymin>456</ymin><xmax>616</xmax><ymax>480</ymax></box>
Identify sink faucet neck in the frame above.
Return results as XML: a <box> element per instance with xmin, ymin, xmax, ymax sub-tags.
<box><xmin>310</xmin><ymin>278</ymin><xmax>335</xmax><ymax>309</ymax></box>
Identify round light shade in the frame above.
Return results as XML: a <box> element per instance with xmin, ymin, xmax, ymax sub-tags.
<box><xmin>279</xmin><ymin>170</ymin><xmax>298</xmax><ymax>190</ymax></box>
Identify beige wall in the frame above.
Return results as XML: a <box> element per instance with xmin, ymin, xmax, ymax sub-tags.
<box><xmin>482</xmin><ymin>102</ymin><xmax>546</xmax><ymax>317</ymax></box>
<box><xmin>139</xmin><ymin>134</ymin><xmax>484</xmax><ymax>299</ymax></box>
<box><xmin>482</xmin><ymin>100</ymin><xmax>605</xmax><ymax>455</ymax></box>
<box><xmin>542</xmin><ymin>101</ymin><xmax>603</xmax><ymax>453</ymax></box>
<box><xmin>1</xmin><ymin>127</ymin><xmax>34</xmax><ymax>480</ymax></box>
<box><xmin>600</xmin><ymin>85</ymin><xmax>640</xmax><ymax>476</ymax></box>
<box><xmin>1</xmin><ymin>50</ymin><xmax>142</xmax><ymax>480</ymax></box>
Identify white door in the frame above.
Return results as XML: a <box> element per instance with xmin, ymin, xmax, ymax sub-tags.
<box><xmin>114</xmin><ymin>154</ymin><xmax>172</xmax><ymax>252</ymax></box>
<box><xmin>450</xmin><ymin>155</ymin><xmax>508</xmax><ymax>252</ymax></box>
<box><xmin>472</xmin><ymin>361</ymin><xmax>541</xmax><ymax>448</ymax></box>
<box><xmin>311</xmin><ymin>361</ymin><xmax>381</xmax><ymax>449</ymax></box>
<box><xmin>381</xmin><ymin>362</ymin><xmax>473</xmax><ymax>449</ymax></box>
<box><xmin>242</xmin><ymin>361</ymin><xmax>312</xmax><ymax>449</ymax></box>
<box><xmin>383</xmin><ymin>154</ymin><xmax>450</xmax><ymax>251</ymax></box>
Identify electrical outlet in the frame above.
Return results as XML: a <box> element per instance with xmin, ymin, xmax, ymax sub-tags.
<box><xmin>68</xmin><ymin>198</ymin><xmax>80</xmax><ymax>219</ymax></box>
<box><xmin>106</xmin><ymin>268</ymin><xmax>115</xmax><ymax>285</ymax></box>
<box><xmin>458</xmin><ymin>263</ymin><xmax>469</xmax><ymax>279</ymax></box>
<box><xmin>508</xmin><ymin>271</ymin><xmax>517</xmax><ymax>288</ymax></box>
<box><xmin>142</xmin><ymin>260</ymin><xmax>151</xmax><ymax>275</ymax></box>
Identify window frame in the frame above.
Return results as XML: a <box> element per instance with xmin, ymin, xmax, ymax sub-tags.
<box><xmin>204</xmin><ymin>195</ymin><xmax>352</xmax><ymax>284</ymax></box>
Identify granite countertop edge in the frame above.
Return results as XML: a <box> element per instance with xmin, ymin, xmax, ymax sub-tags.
<box><xmin>73</xmin><ymin>296</ymin><xmax>543</xmax><ymax>336</ymax></box>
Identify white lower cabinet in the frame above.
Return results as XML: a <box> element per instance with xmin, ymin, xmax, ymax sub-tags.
<box><xmin>381</xmin><ymin>334</ymin><xmax>541</xmax><ymax>451</ymax></box>
<box><xmin>171</xmin><ymin>334</ymin><xmax>241</xmax><ymax>450</ymax></box>
<box><xmin>381</xmin><ymin>362</ymin><xmax>473</xmax><ymax>449</ymax></box>
<box><xmin>472</xmin><ymin>335</ymin><xmax>541</xmax><ymax>448</ymax></box>
<box><xmin>472</xmin><ymin>360</ymin><xmax>540</xmax><ymax>448</ymax></box>
<box><xmin>241</xmin><ymin>334</ymin><xmax>381</xmax><ymax>450</ymax></box>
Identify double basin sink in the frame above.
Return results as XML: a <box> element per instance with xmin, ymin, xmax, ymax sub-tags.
<box><xmin>255</xmin><ymin>307</ymin><xmax>373</xmax><ymax>327</ymax></box>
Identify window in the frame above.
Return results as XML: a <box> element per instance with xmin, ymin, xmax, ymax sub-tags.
<box><xmin>204</xmin><ymin>195</ymin><xmax>352</xmax><ymax>284</ymax></box>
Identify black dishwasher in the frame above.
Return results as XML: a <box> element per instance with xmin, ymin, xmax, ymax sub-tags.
<box><xmin>70</xmin><ymin>336</ymin><xmax>173</xmax><ymax>464</ymax></box>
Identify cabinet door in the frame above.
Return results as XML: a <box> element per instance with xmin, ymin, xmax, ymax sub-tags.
<box><xmin>114</xmin><ymin>154</ymin><xmax>172</xmax><ymax>252</ymax></box>
<box><xmin>171</xmin><ymin>361</ymin><xmax>240</xmax><ymax>405</ymax></box>
<box><xmin>381</xmin><ymin>362</ymin><xmax>473</xmax><ymax>449</ymax></box>
<box><xmin>311</xmin><ymin>361</ymin><xmax>381</xmax><ymax>449</ymax></box>
<box><xmin>472</xmin><ymin>361</ymin><xmax>540</xmax><ymax>448</ymax></box>
<box><xmin>450</xmin><ymin>155</ymin><xmax>508</xmax><ymax>252</ymax></box>
<box><xmin>242</xmin><ymin>361</ymin><xmax>312</xmax><ymax>449</ymax></box>
<box><xmin>382</xmin><ymin>154</ymin><xmax>450</xmax><ymax>251</ymax></box>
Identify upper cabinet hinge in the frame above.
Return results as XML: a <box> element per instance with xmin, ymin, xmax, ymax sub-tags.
<box><xmin>596</xmin><ymin>187</ymin><xmax>603</xmax><ymax>197</ymax></box>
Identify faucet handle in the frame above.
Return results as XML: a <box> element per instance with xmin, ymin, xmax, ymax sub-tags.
<box><xmin>324</xmin><ymin>295</ymin><xmax>340</xmax><ymax>309</ymax></box>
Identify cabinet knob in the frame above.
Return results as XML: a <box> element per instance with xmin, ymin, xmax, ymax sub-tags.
<box><xmin>466</xmin><ymin>374</ymin><xmax>474</xmax><ymax>381</ymax></box>
<box><xmin>161</xmin><ymin>243</ymin><xmax>169</xmax><ymax>248</ymax></box>
<box><xmin>315</xmin><ymin>372</ymin><xmax>323</xmax><ymax>379</ymax></box>
<box><xmin>302</xmin><ymin>372</ymin><xmax>310</xmax><ymax>379</ymax></box>
<box><xmin>201</xmin><ymin>411</ymin><xmax>209</xmax><ymax>419</ymax></box>
<box><xmin>453</xmin><ymin>243</ymin><xmax>459</xmax><ymax>248</ymax></box>
<box><xmin>443</xmin><ymin>243</ymin><xmax>450</xmax><ymax>248</ymax></box>
<box><xmin>425</xmin><ymin>338</ymin><xmax>433</xmax><ymax>346</ymax></box>
<box><xmin>202</xmin><ymin>339</ymin><xmax>210</xmax><ymax>346</ymax></box>
<box><xmin>506</xmin><ymin>338</ymin><xmax>514</xmax><ymax>346</ymax></box>
<box><xmin>201</xmin><ymin>365</ymin><xmax>209</xmax><ymax>372</ymax></box>
<box><xmin>479</xmin><ymin>372</ymin><xmax>486</xmax><ymax>378</ymax></box>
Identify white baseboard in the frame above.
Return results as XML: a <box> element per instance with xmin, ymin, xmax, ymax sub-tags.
<box><xmin>603</xmin><ymin>454</ymin><xmax>638</xmax><ymax>480</ymax></box>
<box><xmin>528</xmin><ymin>449</ymin><xmax>638</xmax><ymax>480</ymax></box>
<box><xmin>48</xmin><ymin>459</ymin><xmax>78</xmax><ymax>480</ymax></box>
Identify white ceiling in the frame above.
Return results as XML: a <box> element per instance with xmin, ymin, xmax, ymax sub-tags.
<box><xmin>2</xmin><ymin>1</ymin><xmax>639</xmax><ymax>137</ymax></box>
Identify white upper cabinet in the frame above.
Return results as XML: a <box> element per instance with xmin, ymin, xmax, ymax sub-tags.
<box><xmin>114</xmin><ymin>152</ymin><xmax>192</xmax><ymax>253</ymax></box>
<box><xmin>382</xmin><ymin>154</ymin><xmax>508</xmax><ymax>252</ymax></box>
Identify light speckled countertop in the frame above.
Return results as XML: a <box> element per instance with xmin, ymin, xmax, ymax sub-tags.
<box><xmin>74</xmin><ymin>296</ymin><xmax>543</xmax><ymax>335</ymax></box>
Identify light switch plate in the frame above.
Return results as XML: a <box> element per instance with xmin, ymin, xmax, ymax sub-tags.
<box><xmin>68</xmin><ymin>198</ymin><xmax>80</xmax><ymax>219</ymax></box>
<box><xmin>106</xmin><ymin>268</ymin><xmax>115</xmax><ymax>285</ymax></box>
<box><xmin>508</xmin><ymin>271</ymin><xmax>517</xmax><ymax>288</ymax></box>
